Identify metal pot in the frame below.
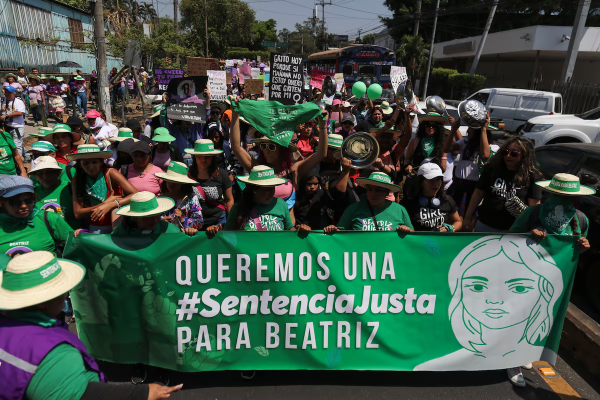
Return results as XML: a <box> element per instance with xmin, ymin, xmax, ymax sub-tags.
<box><xmin>458</xmin><ymin>99</ymin><xmax>487</xmax><ymax>128</ymax></box>
<box><xmin>340</xmin><ymin>132</ymin><xmax>380</xmax><ymax>169</ymax></box>
<box><xmin>425</xmin><ymin>95</ymin><xmax>448</xmax><ymax>117</ymax></box>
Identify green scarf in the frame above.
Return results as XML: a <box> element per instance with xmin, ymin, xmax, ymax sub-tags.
<box><xmin>0</xmin><ymin>208</ymin><xmax>41</xmax><ymax>227</ymax></box>
<box><xmin>231</xmin><ymin>100</ymin><xmax>321</xmax><ymax>148</ymax></box>
<box><xmin>539</xmin><ymin>195</ymin><xmax>576</xmax><ymax>234</ymax></box>
<box><xmin>86</xmin><ymin>173</ymin><xmax>108</xmax><ymax>206</ymax></box>
<box><xmin>421</xmin><ymin>136</ymin><xmax>435</xmax><ymax>157</ymax></box>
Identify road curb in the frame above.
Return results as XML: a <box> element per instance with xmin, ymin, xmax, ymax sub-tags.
<box><xmin>560</xmin><ymin>302</ymin><xmax>600</xmax><ymax>379</ymax></box>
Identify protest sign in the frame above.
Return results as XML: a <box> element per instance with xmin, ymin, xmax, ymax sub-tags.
<box><xmin>390</xmin><ymin>66</ymin><xmax>408</xmax><ymax>93</ymax></box>
<box><xmin>66</xmin><ymin>232</ymin><xmax>577</xmax><ymax>372</ymax></box>
<box><xmin>269</xmin><ymin>53</ymin><xmax>304</xmax><ymax>105</ymax></box>
<box><xmin>226</xmin><ymin>73</ymin><xmax>233</xmax><ymax>85</ymax></box>
<box><xmin>239</xmin><ymin>64</ymin><xmax>252</xmax><ymax>77</ymax></box>
<box><xmin>187</xmin><ymin>57</ymin><xmax>218</xmax><ymax>76</ymax></box>
<box><xmin>226</xmin><ymin>60</ymin><xmax>234</xmax><ymax>67</ymax></box>
<box><xmin>251</xmin><ymin>68</ymin><xmax>261</xmax><ymax>79</ymax></box>
<box><xmin>207</xmin><ymin>70</ymin><xmax>227</xmax><ymax>101</ymax></box>
<box><xmin>265</xmin><ymin>74</ymin><xmax>270</xmax><ymax>83</ymax></box>
<box><xmin>154</xmin><ymin>68</ymin><xmax>184</xmax><ymax>94</ymax></box>
<box><xmin>245</xmin><ymin>79</ymin><xmax>264</xmax><ymax>95</ymax></box>
<box><xmin>310</xmin><ymin>69</ymin><xmax>334</xmax><ymax>89</ymax></box>
<box><xmin>166</xmin><ymin>77</ymin><xmax>208</xmax><ymax>102</ymax></box>
<box><xmin>166</xmin><ymin>101</ymin><xmax>206</xmax><ymax>123</ymax></box>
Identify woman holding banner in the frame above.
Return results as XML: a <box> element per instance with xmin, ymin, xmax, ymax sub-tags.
<box><xmin>0</xmin><ymin>251</ymin><xmax>183</xmax><ymax>399</ymax></box>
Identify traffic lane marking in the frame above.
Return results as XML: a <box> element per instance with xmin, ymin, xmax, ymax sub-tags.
<box><xmin>534</xmin><ymin>361</ymin><xmax>581</xmax><ymax>400</ymax></box>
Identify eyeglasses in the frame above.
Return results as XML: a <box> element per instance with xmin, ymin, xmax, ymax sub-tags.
<box><xmin>504</xmin><ymin>149</ymin><xmax>521</xmax><ymax>157</ymax></box>
<box><xmin>7</xmin><ymin>196</ymin><xmax>34</xmax><ymax>207</ymax></box>
<box><xmin>259</xmin><ymin>143</ymin><xmax>277</xmax><ymax>151</ymax></box>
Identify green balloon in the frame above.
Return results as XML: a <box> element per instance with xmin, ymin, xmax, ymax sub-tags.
<box><xmin>352</xmin><ymin>82</ymin><xmax>367</xmax><ymax>98</ymax></box>
<box><xmin>367</xmin><ymin>83</ymin><xmax>382</xmax><ymax>100</ymax></box>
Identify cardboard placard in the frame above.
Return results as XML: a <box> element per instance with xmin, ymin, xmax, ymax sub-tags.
<box><xmin>154</xmin><ymin>68</ymin><xmax>184</xmax><ymax>94</ymax></box>
<box><xmin>207</xmin><ymin>70</ymin><xmax>227</xmax><ymax>101</ymax></box>
<box><xmin>245</xmin><ymin>79</ymin><xmax>264</xmax><ymax>94</ymax></box>
<box><xmin>310</xmin><ymin>69</ymin><xmax>334</xmax><ymax>89</ymax></box>
<box><xmin>269</xmin><ymin>53</ymin><xmax>304</xmax><ymax>105</ymax></box>
<box><xmin>390</xmin><ymin>66</ymin><xmax>408</xmax><ymax>93</ymax></box>
<box><xmin>187</xmin><ymin>57</ymin><xmax>218</xmax><ymax>76</ymax></box>
<box><xmin>226</xmin><ymin>72</ymin><xmax>233</xmax><ymax>85</ymax></box>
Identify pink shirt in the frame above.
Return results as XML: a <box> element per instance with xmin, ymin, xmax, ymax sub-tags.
<box><xmin>127</xmin><ymin>164</ymin><xmax>164</xmax><ymax>195</ymax></box>
<box><xmin>296</xmin><ymin>137</ymin><xmax>314</xmax><ymax>159</ymax></box>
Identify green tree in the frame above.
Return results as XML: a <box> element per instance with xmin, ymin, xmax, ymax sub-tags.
<box><xmin>358</xmin><ymin>33</ymin><xmax>376</xmax><ymax>44</ymax></box>
<box><xmin>395</xmin><ymin>34</ymin><xmax>430</xmax><ymax>79</ymax></box>
<box><xmin>180</xmin><ymin>0</ymin><xmax>255</xmax><ymax>57</ymax></box>
<box><xmin>252</xmin><ymin>19</ymin><xmax>278</xmax><ymax>50</ymax></box>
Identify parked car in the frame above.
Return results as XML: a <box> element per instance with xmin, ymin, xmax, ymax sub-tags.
<box><xmin>522</xmin><ymin>106</ymin><xmax>600</xmax><ymax>148</ymax></box>
<box><xmin>467</xmin><ymin>88</ymin><xmax>562</xmax><ymax>133</ymax></box>
<box><xmin>535</xmin><ymin>143</ymin><xmax>600</xmax><ymax>313</ymax></box>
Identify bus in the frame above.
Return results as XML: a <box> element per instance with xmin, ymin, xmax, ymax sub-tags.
<box><xmin>307</xmin><ymin>44</ymin><xmax>396</xmax><ymax>100</ymax></box>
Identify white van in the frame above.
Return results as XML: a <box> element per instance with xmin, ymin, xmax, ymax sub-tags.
<box><xmin>467</xmin><ymin>88</ymin><xmax>562</xmax><ymax>133</ymax></box>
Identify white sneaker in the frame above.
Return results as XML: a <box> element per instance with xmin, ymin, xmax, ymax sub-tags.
<box><xmin>522</xmin><ymin>362</ymin><xmax>533</xmax><ymax>370</ymax></box>
<box><xmin>507</xmin><ymin>367</ymin><xmax>526</xmax><ymax>387</ymax></box>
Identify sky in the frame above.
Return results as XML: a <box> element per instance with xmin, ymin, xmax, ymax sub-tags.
<box><xmin>151</xmin><ymin>0</ymin><xmax>393</xmax><ymax>42</ymax></box>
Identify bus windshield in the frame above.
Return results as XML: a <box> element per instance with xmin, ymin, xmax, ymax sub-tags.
<box><xmin>358</xmin><ymin>65</ymin><xmax>376</xmax><ymax>77</ymax></box>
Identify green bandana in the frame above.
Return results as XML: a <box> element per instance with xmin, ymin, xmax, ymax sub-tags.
<box><xmin>231</xmin><ymin>100</ymin><xmax>321</xmax><ymax>148</ymax></box>
<box><xmin>86</xmin><ymin>173</ymin><xmax>108</xmax><ymax>206</ymax></box>
<box><xmin>539</xmin><ymin>195</ymin><xmax>576</xmax><ymax>235</ymax></box>
<box><xmin>421</xmin><ymin>136</ymin><xmax>435</xmax><ymax>157</ymax></box>
<box><xmin>0</xmin><ymin>208</ymin><xmax>41</xmax><ymax>228</ymax></box>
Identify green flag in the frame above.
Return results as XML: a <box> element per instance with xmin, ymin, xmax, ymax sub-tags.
<box><xmin>232</xmin><ymin>100</ymin><xmax>321</xmax><ymax>147</ymax></box>
<box><xmin>64</xmin><ymin>232</ymin><xmax>578</xmax><ymax>372</ymax></box>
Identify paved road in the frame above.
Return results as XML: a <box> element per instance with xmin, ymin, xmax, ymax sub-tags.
<box><xmin>98</xmin><ymin>352</ymin><xmax>599</xmax><ymax>400</ymax></box>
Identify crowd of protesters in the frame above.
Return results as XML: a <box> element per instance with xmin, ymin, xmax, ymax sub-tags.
<box><xmin>0</xmin><ymin>64</ymin><xmax>595</xmax><ymax>399</ymax></box>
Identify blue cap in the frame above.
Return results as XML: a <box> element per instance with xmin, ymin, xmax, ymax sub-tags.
<box><xmin>3</xmin><ymin>86</ymin><xmax>16</xmax><ymax>93</ymax></box>
<box><xmin>0</xmin><ymin>176</ymin><xmax>34</xmax><ymax>198</ymax></box>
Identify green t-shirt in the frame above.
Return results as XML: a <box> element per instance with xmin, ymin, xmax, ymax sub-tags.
<box><xmin>4</xmin><ymin>310</ymin><xmax>101</xmax><ymax>400</ymax></box>
<box><xmin>0</xmin><ymin>131</ymin><xmax>17</xmax><ymax>175</ymax></box>
<box><xmin>338</xmin><ymin>199</ymin><xmax>414</xmax><ymax>231</ymax></box>
<box><xmin>225</xmin><ymin>198</ymin><xmax>294</xmax><ymax>231</ymax></box>
<box><xmin>31</xmin><ymin>164</ymin><xmax>75</xmax><ymax>188</ymax></box>
<box><xmin>0</xmin><ymin>211</ymin><xmax>73</xmax><ymax>256</ymax></box>
<box><xmin>35</xmin><ymin>181</ymin><xmax>79</xmax><ymax>229</ymax></box>
<box><xmin>509</xmin><ymin>205</ymin><xmax>589</xmax><ymax>237</ymax></box>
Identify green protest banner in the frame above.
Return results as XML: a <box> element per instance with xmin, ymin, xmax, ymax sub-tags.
<box><xmin>64</xmin><ymin>232</ymin><xmax>578</xmax><ymax>372</ymax></box>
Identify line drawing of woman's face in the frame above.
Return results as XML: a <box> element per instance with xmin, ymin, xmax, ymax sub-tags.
<box><xmin>461</xmin><ymin>257</ymin><xmax>541</xmax><ymax>330</ymax></box>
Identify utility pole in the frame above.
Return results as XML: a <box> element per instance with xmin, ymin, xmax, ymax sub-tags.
<box><xmin>422</xmin><ymin>0</ymin><xmax>440</xmax><ymax>99</ymax></box>
<box><xmin>469</xmin><ymin>0</ymin><xmax>499</xmax><ymax>75</ymax></box>
<box><xmin>174</xmin><ymin>0</ymin><xmax>179</xmax><ymax>45</ymax></box>
<box><xmin>318</xmin><ymin>0</ymin><xmax>332</xmax><ymax>51</ymax></box>
<box><xmin>414</xmin><ymin>0</ymin><xmax>421</xmax><ymax>36</ymax></box>
<box><xmin>358</xmin><ymin>29</ymin><xmax>362</xmax><ymax>40</ymax></box>
<box><xmin>560</xmin><ymin>0</ymin><xmax>591</xmax><ymax>82</ymax></box>
<box><xmin>93</xmin><ymin>0</ymin><xmax>111</xmax><ymax>123</ymax></box>
<box><xmin>204</xmin><ymin>0</ymin><xmax>209</xmax><ymax>56</ymax></box>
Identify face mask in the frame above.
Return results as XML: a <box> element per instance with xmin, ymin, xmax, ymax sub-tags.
<box><xmin>539</xmin><ymin>195</ymin><xmax>576</xmax><ymax>234</ymax></box>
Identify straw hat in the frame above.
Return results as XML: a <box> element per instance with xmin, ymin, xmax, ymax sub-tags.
<box><xmin>154</xmin><ymin>161</ymin><xmax>198</xmax><ymax>184</ymax></box>
<box><xmin>184</xmin><ymin>139</ymin><xmax>224</xmax><ymax>156</ymax></box>
<box><xmin>29</xmin><ymin>156</ymin><xmax>63</xmax><ymax>174</ymax></box>
<box><xmin>109</xmin><ymin>128</ymin><xmax>139</xmax><ymax>142</ymax></box>
<box><xmin>380</xmin><ymin>101</ymin><xmax>394</xmax><ymax>115</ymax></box>
<box><xmin>152</xmin><ymin>127</ymin><xmax>176</xmax><ymax>143</ymax></box>
<box><xmin>356</xmin><ymin>171</ymin><xmax>401</xmax><ymax>192</ymax></box>
<box><xmin>27</xmin><ymin>74</ymin><xmax>40</xmax><ymax>82</ymax></box>
<box><xmin>44</xmin><ymin>123</ymin><xmax>82</xmax><ymax>144</ymax></box>
<box><xmin>5</xmin><ymin>73</ymin><xmax>17</xmax><ymax>80</ymax></box>
<box><xmin>0</xmin><ymin>251</ymin><xmax>85</xmax><ymax>310</ymax></box>
<box><xmin>536</xmin><ymin>173</ymin><xmax>596</xmax><ymax>196</ymax></box>
<box><xmin>65</xmin><ymin>144</ymin><xmax>113</xmax><ymax>161</ymax></box>
<box><xmin>28</xmin><ymin>141</ymin><xmax>56</xmax><ymax>154</ymax></box>
<box><xmin>210</xmin><ymin>102</ymin><xmax>227</xmax><ymax>114</ymax></box>
<box><xmin>237</xmin><ymin>165</ymin><xmax>287</xmax><ymax>187</ymax></box>
<box><xmin>115</xmin><ymin>191</ymin><xmax>175</xmax><ymax>217</ymax></box>
<box><xmin>30</xmin><ymin>127</ymin><xmax>54</xmax><ymax>139</ymax></box>
<box><xmin>75</xmin><ymin>76</ymin><xmax>85</xmax><ymax>81</ymax></box>
<box><xmin>328</xmin><ymin>134</ymin><xmax>343</xmax><ymax>149</ymax></box>
<box><xmin>251</xmin><ymin>137</ymin><xmax>298</xmax><ymax>153</ymax></box>
<box><xmin>418</xmin><ymin>112</ymin><xmax>448</xmax><ymax>124</ymax></box>
<box><xmin>150</xmin><ymin>104</ymin><xmax>165</xmax><ymax>118</ymax></box>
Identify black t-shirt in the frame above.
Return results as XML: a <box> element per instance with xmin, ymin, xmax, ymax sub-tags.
<box><xmin>293</xmin><ymin>189</ymin><xmax>335</xmax><ymax>229</ymax></box>
<box><xmin>476</xmin><ymin>166</ymin><xmax>543</xmax><ymax>230</ymax></box>
<box><xmin>402</xmin><ymin>195</ymin><xmax>457</xmax><ymax>231</ymax></box>
<box><xmin>195</xmin><ymin>168</ymin><xmax>232</xmax><ymax>227</ymax></box>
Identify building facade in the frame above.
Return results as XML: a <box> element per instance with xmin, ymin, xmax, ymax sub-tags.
<box><xmin>374</xmin><ymin>28</ymin><xmax>397</xmax><ymax>51</ymax></box>
<box><xmin>0</xmin><ymin>0</ymin><xmax>122</xmax><ymax>74</ymax></box>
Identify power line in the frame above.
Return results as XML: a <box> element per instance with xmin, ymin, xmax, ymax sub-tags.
<box><xmin>331</xmin><ymin>3</ymin><xmax>390</xmax><ymax>16</ymax></box>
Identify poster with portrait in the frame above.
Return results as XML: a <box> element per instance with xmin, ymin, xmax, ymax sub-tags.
<box><xmin>166</xmin><ymin>76</ymin><xmax>208</xmax><ymax>122</ymax></box>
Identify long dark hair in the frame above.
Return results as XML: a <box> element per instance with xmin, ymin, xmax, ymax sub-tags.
<box><xmin>416</xmin><ymin>122</ymin><xmax>445</xmax><ymax>160</ymax></box>
<box><xmin>406</xmin><ymin>174</ymin><xmax>450</xmax><ymax>202</ymax></box>
<box><xmin>189</xmin><ymin>155</ymin><xmax>220</xmax><ymax>179</ymax></box>
<box><xmin>235</xmin><ymin>185</ymin><xmax>257</xmax><ymax>230</ymax></box>
<box><xmin>487</xmin><ymin>136</ymin><xmax>541</xmax><ymax>187</ymax></box>
<box><xmin>73</xmin><ymin>160</ymin><xmax>105</xmax><ymax>206</ymax></box>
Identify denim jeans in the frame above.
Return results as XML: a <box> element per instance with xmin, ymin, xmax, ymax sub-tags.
<box><xmin>6</xmin><ymin>126</ymin><xmax>25</xmax><ymax>161</ymax></box>
<box><xmin>31</xmin><ymin>104</ymin><xmax>41</xmax><ymax>124</ymax></box>
<box><xmin>76</xmin><ymin>92</ymin><xmax>87</xmax><ymax>115</ymax></box>
<box><xmin>68</xmin><ymin>94</ymin><xmax>78</xmax><ymax>117</ymax></box>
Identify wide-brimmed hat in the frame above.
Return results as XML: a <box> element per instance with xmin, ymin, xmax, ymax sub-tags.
<box><xmin>115</xmin><ymin>191</ymin><xmax>175</xmax><ymax>217</ymax></box>
<box><xmin>57</xmin><ymin>77</ymin><xmax>65</xmax><ymax>82</ymax></box>
<box><xmin>418</xmin><ymin>112</ymin><xmax>448</xmax><ymax>125</ymax></box>
<box><xmin>66</xmin><ymin>144</ymin><xmax>112</xmax><ymax>161</ymax></box>
<box><xmin>370</xmin><ymin>127</ymin><xmax>403</xmax><ymax>141</ymax></box>
<box><xmin>0</xmin><ymin>251</ymin><xmax>85</xmax><ymax>310</ymax></box>
<box><xmin>154</xmin><ymin>161</ymin><xmax>198</xmax><ymax>184</ymax></box>
<box><xmin>5</xmin><ymin>73</ymin><xmax>17</xmax><ymax>80</ymax></box>
<box><xmin>328</xmin><ymin>134</ymin><xmax>343</xmax><ymax>149</ymax></box>
<box><xmin>30</xmin><ymin>127</ymin><xmax>54</xmax><ymax>138</ymax></box>
<box><xmin>536</xmin><ymin>173</ymin><xmax>596</xmax><ymax>196</ymax></box>
<box><xmin>75</xmin><ymin>76</ymin><xmax>85</xmax><ymax>81</ymax></box>
<box><xmin>251</xmin><ymin>137</ymin><xmax>298</xmax><ymax>153</ymax></box>
<box><xmin>237</xmin><ymin>165</ymin><xmax>287</xmax><ymax>187</ymax></box>
<box><xmin>29</xmin><ymin>156</ymin><xmax>63</xmax><ymax>174</ymax></box>
<box><xmin>185</xmin><ymin>139</ymin><xmax>224</xmax><ymax>156</ymax></box>
<box><xmin>150</xmin><ymin>104</ymin><xmax>165</xmax><ymax>118</ymax></box>
<box><xmin>109</xmin><ymin>128</ymin><xmax>139</xmax><ymax>142</ymax></box>
<box><xmin>356</xmin><ymin>171</ymin><xmax>401</xmax><ymax>192</ymax></box>
<box><xmin>28</xmin><ymin>141</ymin><xmax>56</xmax><ymax>154</ymax></box>
<box><xmin>381</xmin><ymin>101</ymin><xmax>394</xmax><ymax>115</ymax></box>
<box><xmin>44</xmin><ymin>123</ymin><xmax>82</xmax><ymax>144</ymax></box>
<box><xmin>152</xmin><ymin>127</ymin><xmax>176</xmax><ymax>143</ymax></box>
<box><xmin>27</xmin><ymin>74</ymin><xmax>40</xmax><ymax>82</ymax></box>
<box><xmin>40</xmin><ymin>74</ymin><xmax>49</xmax><ymax>80</ymax></box>
<box><xmin>210</xmin><ymin>102</ymin><xmax>227</xmax><ymax>114</ymax></box>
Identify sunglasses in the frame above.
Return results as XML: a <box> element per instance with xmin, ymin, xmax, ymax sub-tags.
<box><xmin>259</xmin><ymin>143</ymin><xmax>277</xmax><ymax>151</ymax></box>
<box><xmin>423</xmin><ymin>122</ymin><xmax>436</xmax><ymax>128</ymax></box>
<box><xmin>7</xmin><ymin>196</ymin><xmax>34</xmax><ymax>207</ymax></box>
<box><xmin>504</xmin><ymin>149</ymin><xmax>521</xmax><ymax>157</ymax></box>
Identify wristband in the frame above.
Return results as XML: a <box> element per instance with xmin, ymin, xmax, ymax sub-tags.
<box><xmin>442</xmin><ymin>223</ymin><xmax>454</xmax><ymax>232</ymax></box>
<box><xmin>115</xmin><ymin>199</ymin><xmax>120</xmax><ymax>208</ymax></box>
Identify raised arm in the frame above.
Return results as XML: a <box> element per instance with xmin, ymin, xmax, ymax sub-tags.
<box><xmin>443</xmin><ymin>116</ymin><xmax>462</xmax><ymax>153</ymax></box>
<box><xmin>478</xmin><ymin>112</ymin><xmax>492</xmax><ymax>161</ymax></box>
<box><xmin>393</xmin><ymin>104</ymin><xmax>415</xmax><ymax>160</ymax></box>
<box><xmin>295</xmin><ymin>112</ymin><xmax>329</xmax><ymax>180</ymax></box>
<box><xmin>230</xmin><ymin>106</ymin><xmax>253</xmax><ymax>172</ymax></box>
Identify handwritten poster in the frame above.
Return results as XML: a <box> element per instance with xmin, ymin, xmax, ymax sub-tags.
<box><xmin>245</xmin><ymin>79</ymin><xmax>264</xmax><ymax>94</ymax></box>
<box><xmin>390</xmin><ymin>66</ymin><xmax>408</xmax><ymax>93</ymax></box>
<box><xmin>154</xmin><ymin>69</ymin><xmax>184</xmax><ymax>94</ymax></box>
<box><xmin>251</xmin><ymin>68</ymin><xmax>261</xmax><ymax>79</ymax></box>
<box><xmin>269</xmin><ymin>53</ymin><xmax>304</xmax><ymax>105</ymax></box>
<box><xmin>207</xmin><ymin>70</ymin><xmax>227</xmax><ymax>101</ymax></box>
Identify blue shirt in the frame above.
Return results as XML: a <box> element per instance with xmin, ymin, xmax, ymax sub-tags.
<box><xmin>167</xmin><ymin>120</ymin><xmax>204</xmax><ymax>156</ymax></box>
